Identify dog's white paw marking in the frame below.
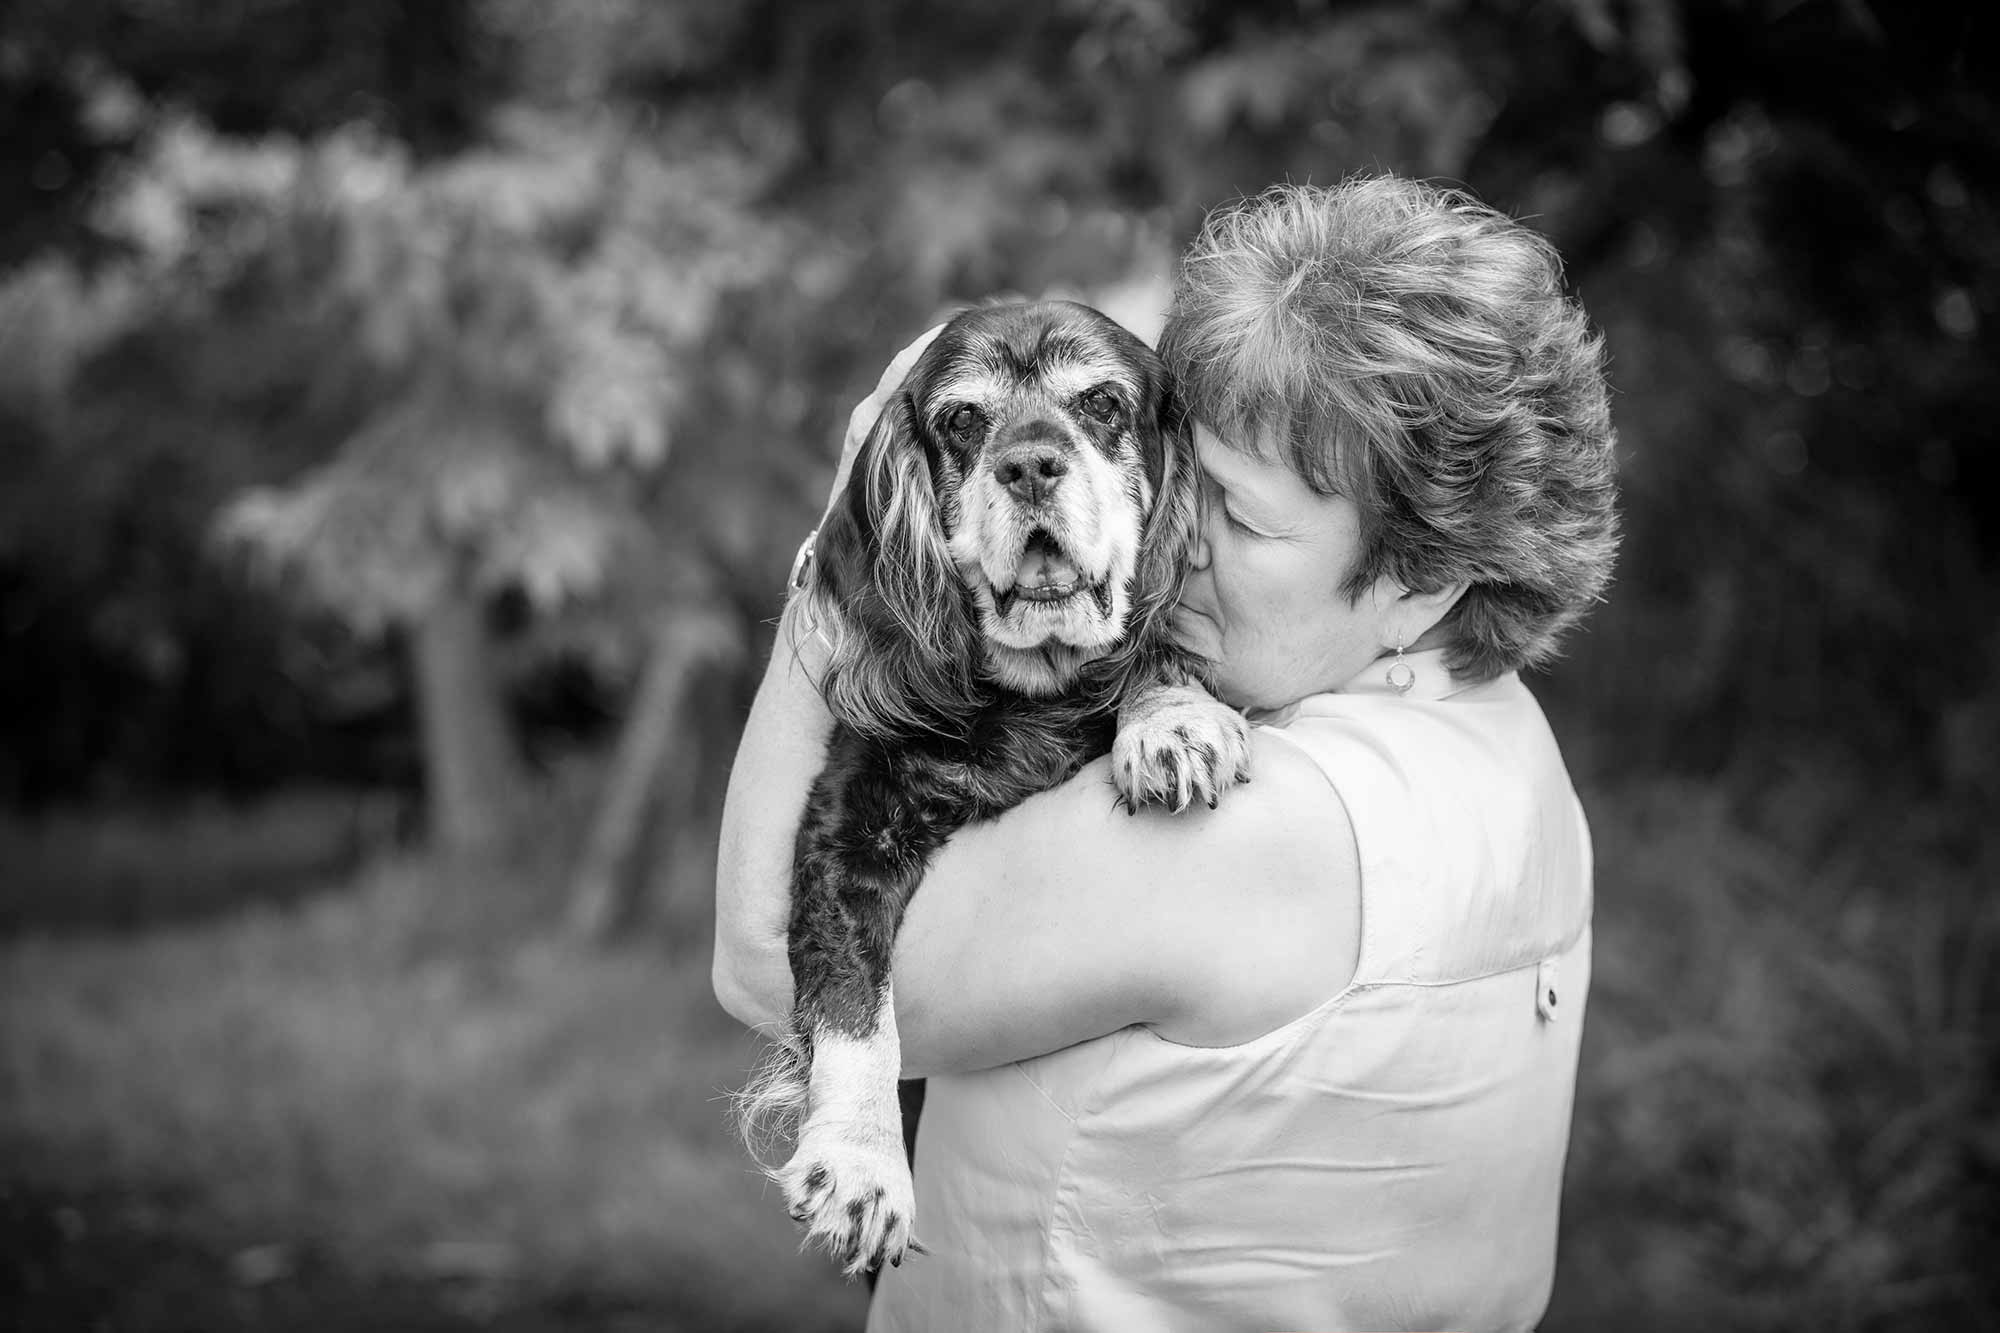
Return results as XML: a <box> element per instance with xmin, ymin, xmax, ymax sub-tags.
<box><xmin>1112</xmin><ymin>683</ymin><xmax>1251</xmax><ymax>813</ymax></box>
<box><xmin>781</xmin><ymin>1013</ymin><xmax>922</xmax><ymax>1277</ymax></box>
<box><xmin>781</xmin><ymin>1119</ymin><xmax>917</xmax><ymax>1276</ymax></box>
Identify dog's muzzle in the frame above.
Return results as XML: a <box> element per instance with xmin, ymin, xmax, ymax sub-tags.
<box><xmin>991</xmin><ymin>528</ymin><xmax>1116</xmax><ymax>620</ymax></box>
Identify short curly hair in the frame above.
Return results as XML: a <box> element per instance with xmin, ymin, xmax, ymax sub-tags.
<box><xmin>1157</xmin><ymin>176</ymin><xmax>1620</xmax><ymax>682</ymax></box>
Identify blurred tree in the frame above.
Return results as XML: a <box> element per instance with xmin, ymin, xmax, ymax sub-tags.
<box><xmin>0</xmin><ymin>189</ymin><xmax>392</xmax><ymax>804</ymax></box>
<box><xmin>130</xmin><ymin>110</ymin><xmax>802</xmax><ymax>856</ymax></box>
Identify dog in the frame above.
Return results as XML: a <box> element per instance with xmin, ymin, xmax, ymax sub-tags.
<box><xmin>738</xmin><ymin>300</ymin><xmax>1249</xmax><ymax>1276</ymax></box>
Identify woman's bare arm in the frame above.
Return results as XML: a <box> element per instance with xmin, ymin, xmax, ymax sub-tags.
<box><xmin>884</xmin><ymin>734</ymin><xmax>1360</xmax><ymax>1076</ymax></box>
<box><xmin>711</xmin><ymin>600</ymin><xmax>830</xmax><ymax>1033</ymax></box>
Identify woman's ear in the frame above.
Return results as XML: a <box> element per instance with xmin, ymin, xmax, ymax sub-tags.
<box><xmin>1385</xmin><ymin>579</ymin><xmax>1471</xmax><ymax>649</ymax></box>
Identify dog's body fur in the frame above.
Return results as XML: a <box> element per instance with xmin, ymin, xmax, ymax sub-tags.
<box><xmin>739</xmin><ymin>302</ymin><xmax>1247</xmax><ymax>1276</ymax></box>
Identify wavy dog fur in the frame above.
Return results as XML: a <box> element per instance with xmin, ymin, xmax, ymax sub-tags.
<box><xmin>736</xmin><ymin>301</ymin><xmax>1217</xmax><ymax>1273</ymax></box>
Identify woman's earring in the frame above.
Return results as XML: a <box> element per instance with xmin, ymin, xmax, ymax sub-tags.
<box><xmin>1386</xmin><ymin>639</ymin><xmax>1415</xmax><ymax>695</ymax></box>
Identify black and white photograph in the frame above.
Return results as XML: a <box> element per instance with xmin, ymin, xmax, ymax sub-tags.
<box><xmin>1</xmin><ymin>2</ymin><xmax>1992</xmax><ymax>1330</ymax></box>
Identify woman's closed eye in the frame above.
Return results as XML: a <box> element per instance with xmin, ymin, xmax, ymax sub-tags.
<box><xmin>1206</xmin><ymin>480</ymin><xmax>1261</xmax><ymax>536</ymax></box>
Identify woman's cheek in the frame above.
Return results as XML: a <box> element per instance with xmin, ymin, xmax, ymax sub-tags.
<box><xmin>1170</xmin><ymin>607</ymin><xmax>1220</xmax><ymax>659</ymax></box>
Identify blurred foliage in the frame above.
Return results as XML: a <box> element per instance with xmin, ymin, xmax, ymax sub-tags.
<box><xmin>0</xmin><ymin>0</ymin><xmax>1995</xmax><ymax>1326</ymax></box>
<box><xmin>3</xmin><ymin>0</ymin><xmax>1993</xmax><ymax>802</ymax></box>
<box><xmin>1559</xmin><ymin>775</ymin><xmax>1999</xmax><ymax>1329</ymax></box>
<box><xmin>178</xmin><ymin>107</ymin><xmax>796</xmax><ymax>629</ymax></box>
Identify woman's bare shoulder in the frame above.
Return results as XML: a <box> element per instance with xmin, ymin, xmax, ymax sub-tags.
<box><xmin>959</xmin><ymin>725</ymin><xmax>1351</xmax><ymax>885</ymax></box>
<box><xmin>1010</xmin><ymin>726</ymin><xmax>1362</xmax><ymax>1047</ymax></box>
<box><xmin>1132</xmin><ymin>727</ymin><xmax>1363</xmax><ymax>1047</ymax></box>
<box><xmin>887</xmin><ymin>725</ymin><xmax>1359</xmax><ymax>1072</ymax></box>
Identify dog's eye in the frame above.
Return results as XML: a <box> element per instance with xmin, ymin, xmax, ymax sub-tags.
<box><xmin>1079</xmin><ymin>388</ymin><xmax>1119</xmax><ymax>422</ymax></box>
<box><xmin>946</xmin><ymin>405</ymin><xmax>982</xmax><ymax>438</ymax></box>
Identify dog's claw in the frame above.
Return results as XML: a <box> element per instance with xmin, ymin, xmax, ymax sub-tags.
<box><xmin>1112</xmin><ymin>684</ymin><xmax>1250</xmax><ymax>814</ymax></box>
<box><xmin>781</xmin><ymin>1122</ymin><xmax>917</xmax><ymax>1278</ymax></box>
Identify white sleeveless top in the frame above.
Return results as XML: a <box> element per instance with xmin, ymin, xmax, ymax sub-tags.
<box><xmin>869</xmin><ymin>650</ymin><xmax>1593</xmax><ymax>1333</ymax></box>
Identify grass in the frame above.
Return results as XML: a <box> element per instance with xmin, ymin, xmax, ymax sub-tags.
<box><xmin>0</xmin><ymin>789</ymin><xmax>393</xmax><ymax>935</ymax></box>
<box><xmin>1</xmin><ymin>774</ymin><xmax>1992</xmax><ymax>1332</ymax></box>
<box><xmin>0</xmin><ymin>837</ymin><xmax>863</xmax><ymax>1332</ymax></box>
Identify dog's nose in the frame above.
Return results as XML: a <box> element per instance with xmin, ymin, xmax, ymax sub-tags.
<box><xmin>992</xmin><ymin>444</ymin><xmax>1069</xmax><ymax>504</ymax></box>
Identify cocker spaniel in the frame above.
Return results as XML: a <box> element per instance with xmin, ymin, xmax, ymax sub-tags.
<box><xmin>739</xmin><ymin>300</ymin><xmax>1249</xmax><ymax>1275</ymax></box>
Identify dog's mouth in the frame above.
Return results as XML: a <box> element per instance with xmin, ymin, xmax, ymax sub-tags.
<box><xmin>991</xmin><ymin>529</ymin><xmax>1114</xmax><ymax>620</ymax></box>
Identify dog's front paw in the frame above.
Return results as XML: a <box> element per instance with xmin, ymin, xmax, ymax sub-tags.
<box><xmin>780</xmin><ymin>1121</ymin><xmax>919</xmax><ymax>1277</ymax></box>
<box><xmin>1112</xmin><ymin>683</ymin><xmax>1251</xmax><ymax>814</ymax></box>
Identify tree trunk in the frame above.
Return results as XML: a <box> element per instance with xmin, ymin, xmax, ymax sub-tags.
<box><xmin>567</xmin><ymin>606</ymin><xmax>742</xmax><ymax>942</ymax></box>
<box><xmin>410</xmin><ymin>584</ymin><xmax>524</xmax><ymax>859</ymax></box>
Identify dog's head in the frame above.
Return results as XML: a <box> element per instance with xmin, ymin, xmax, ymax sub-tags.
<box><xmin>801</xmin><ymin>300</ymin><xmax>1198</xmax><ymax>734</ymax></box>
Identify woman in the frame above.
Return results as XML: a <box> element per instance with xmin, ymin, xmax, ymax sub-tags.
<box><xmin>714</xmin><ymin>176</ymin><xmax>1619</xmax><ymax>1332</ymax></box>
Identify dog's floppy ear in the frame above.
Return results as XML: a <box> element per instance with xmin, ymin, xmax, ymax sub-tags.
<box><xmin>795</xmin><ymin>389</ymin><xmax>977</xmax><ymax>735</ymax></box>
<box><xmin>1081</xmin><ymin>372</ymin><xmax>1208</xmax><ymax>701</ymax></box>
<box><xmin>1124</xmin><ymin>368</ymin><xmax>1199</xmax><ymax>619</ymax></box>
